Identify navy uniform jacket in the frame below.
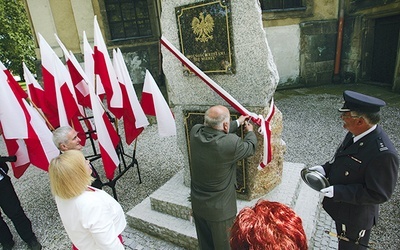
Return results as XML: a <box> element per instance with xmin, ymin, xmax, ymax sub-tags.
<box><xmin>189</xmin><ymin>121</ymin><xmax>257</xmax><ymax>222</ymax></box>
<box><xmin>322</xmin><ymin>125</ymin><xmax>399</xmax><ymax>229</ymax></box>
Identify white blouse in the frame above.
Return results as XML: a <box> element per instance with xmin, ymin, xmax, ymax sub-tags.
<box><xmin>55</xmin><ymin>187</ymin><xmax>126</xmax><ymax>250</ymax></box>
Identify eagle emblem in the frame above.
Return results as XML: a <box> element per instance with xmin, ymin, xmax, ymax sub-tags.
<box><xmin>191</xmin><ymin>12</ymin><xmax>214</xmax><ymax>43</ymax></box>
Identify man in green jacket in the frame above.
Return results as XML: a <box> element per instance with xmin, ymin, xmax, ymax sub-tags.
<box><xmin>189</xmin><ymin>105</ymin><xmax>257</xmax><ymax>250</ymax></box>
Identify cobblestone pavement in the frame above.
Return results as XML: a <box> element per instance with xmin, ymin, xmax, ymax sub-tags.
<box><xmin>1</xmin><ymin>83</ymin><xmax>399</xmax><ymax>249</ymax></box>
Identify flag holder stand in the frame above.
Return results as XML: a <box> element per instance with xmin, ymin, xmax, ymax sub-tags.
<box><xmin>80</xmin><ymin>116</ymin><xmax>142</xmax><ymax>201</ymax></box>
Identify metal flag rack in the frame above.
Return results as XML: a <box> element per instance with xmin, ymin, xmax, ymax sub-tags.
<box><xmin>80</xmin><ymin>115</ymin><xmax>142</xmax><ymax>201</ymax></box>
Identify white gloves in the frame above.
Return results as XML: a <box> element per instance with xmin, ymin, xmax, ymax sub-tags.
<box><xmin>309</xmin><ymin>166</ymin><xmax>332</xmax><ymax>197</ymax></box>
<box><xmin>309</xmin><ymin>165</ymin><xmax>326</xmax><ymax>176</ymax></box>
<box><xmin>320</xmin><ymin>186</ymin><xmax>334</xmax><ymax>198</ymax></box>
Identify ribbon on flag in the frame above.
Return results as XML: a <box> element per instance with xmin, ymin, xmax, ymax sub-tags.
<box><xmin>160</xmin><ymin>35</ymin><xmax>275</xmax><ymax>169</ymax></box>
<box><xmin>257</xmin><ymin>98</ymin><xmax>275</xmax><ymax>170</ymax></box>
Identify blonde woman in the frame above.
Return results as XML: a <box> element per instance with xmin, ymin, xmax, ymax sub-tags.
<box><xmin>49</xmin><ymin>150</ymin><xmax>126</xmax><ymax>250</ymax></box>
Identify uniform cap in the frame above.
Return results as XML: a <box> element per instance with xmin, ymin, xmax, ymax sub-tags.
<box><xmin>339</xmin><ymin>90</ymin><xmax>386</xmax><ymax>113</ymax></box>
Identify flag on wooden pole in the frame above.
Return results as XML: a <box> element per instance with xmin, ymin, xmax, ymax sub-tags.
<box><xmin>0</xmin><ymin>65</ymin><xmax>59</xmax><ymax>178</ymax></box>
<box><xmin>39</xmin><ymin>34</ymin><xmax>86</xmax><ymax>144</ymax></box>
<box><xmin>0</xmin><ymin>61</ymin><xmax>27</xmax><ymax>100</ymax></box>
<box><xmin>83</xmin><ymin>31</ymin><xmax>105</xmax><ymax>96</ymax></box>
<box><xmin>113</xmin><ymin>48</ymin><xmax>148</xmax><ymax>144</ymax></box>
<box><xmin>141</xmin><ymin>70</ymin><xmax>176</xmax><ymax>137</ymax></box>
<box><xmin>23</xmin><ymin>62</ymin><xmax>46</xmax><ymax>109</ymax></box>
<box><xmin>55</xmin><ymin>34</ymin><xmax>91</xmax><ymax>108</ymax></box>
<box><xmin>87</xmin><ymin>77</ymin><xmax>120</xmax><ymax>179</ymax></box>
<box><xmin>93</xmin><ymin>16</ymin><xmax>123</xmax><ymax>119</ymax></box>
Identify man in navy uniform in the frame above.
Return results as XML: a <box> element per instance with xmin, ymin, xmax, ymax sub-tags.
<box><xmin>311</xmin><ymin>90</ymin><xmax>399</xmax><ymax>249</ymax></box>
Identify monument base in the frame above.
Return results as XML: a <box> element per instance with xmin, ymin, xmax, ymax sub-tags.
<box><xmin>238</xmin><ymin>106</ymin><xmax>285</xmax><ymax>200</ymax></box>
<box><xmin>126</xmin><ymin>161</ymin><xmax>321</xmax><ymax>249</ymax></box>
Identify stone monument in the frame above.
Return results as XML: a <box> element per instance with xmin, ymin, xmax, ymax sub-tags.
<box><xmin>161</xmin><ymin>0</ymin><xmax>285</xmax><ymax>200</ymax></box>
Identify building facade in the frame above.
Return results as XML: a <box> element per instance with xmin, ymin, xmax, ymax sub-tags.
<box><xmin>23</xmin><ymin>0</ymin><xmax>162</xmax><ymax>86</ymax></box>
<box><xmin>262</xmin><ymin>0</ymin><xmax>400</xmax><ymax>91</ymax></box>
<box><xmin>23</xmin><ymin>0</ymin><xmax>400</xmax><ymax>92</ymax></box>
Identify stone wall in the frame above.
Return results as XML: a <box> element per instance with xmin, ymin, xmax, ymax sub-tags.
<box><xmin>299</xmin><ymin>19</ymin><xmax>337</xmax><ymax>85</ymax></box>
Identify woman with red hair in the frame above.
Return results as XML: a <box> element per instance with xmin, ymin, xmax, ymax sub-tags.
<box><xmin>230</xmin><ymin>200</ymin><xmax>308</xmax><ymax>250</ymax></box>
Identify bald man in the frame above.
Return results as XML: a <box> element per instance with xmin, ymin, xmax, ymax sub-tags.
<box><xmin>189</xmin><ymin>105</ymin><xmax>257</xmax><ymax>250</ymax></box>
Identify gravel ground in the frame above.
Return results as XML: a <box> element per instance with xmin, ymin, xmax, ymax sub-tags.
<box><xmin>0</xmin><ymin>124</ymin><xmax>184</xmax><ymax>249</ymax></box>
<box><xmin>0</xmin><ymin>83</ymin><xmax>398</xmax><ymax>249</ymax></box>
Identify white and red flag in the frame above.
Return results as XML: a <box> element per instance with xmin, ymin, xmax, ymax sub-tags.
<box><xmin>55</xmin><ymin>34</ymin><xmax>91</xmax><ymax>108</ymax></box>
<box><xmin>141</xmin><ymin>70</ymin><xmax>176</xmax><ymax>137</ymax></box>
<box><xmin>113</xmin><ymin>48</ymin><xmax>148</xmax><ymax>144</ymax></box>
<box><xmin>87</xmin><ymin>78</ymin><xmax>120</xmax><ymax>180</ymax></box>
<box><xmin>56</xmin><ymin>35</ymin><xmax>98</xmax><ymax>139</ymax></box>
<box><xmin>39</xmin><ymin>34</ymin><xmax>86</xmax><ymax>144</ymax></box>
<box><xmin>39</xmin><ymin>34</ymin><xmax>62</xmax><ymax>128</ymax></box>
<box><xmin>23</xmin><ymin>62</ymin><xmax>47</xmax><ymax>111</ymax></box>
<box><xmin>93</xmin><ymin>16</ymin><xmax>123</xmax><ymax>119</ymax></box>
<box><xmin>0</xmin><ymin>61</ymin><xmax>27</xmax><ymax>100</ymax></box>
<box><xmin>83</xmin><ymin>31</ymin><xmax>102</xmax><ymax>96</ymax></box>
<box><xmin>1</xmin><ymin>137</ymin><xmax>30</xmax><ymax>178</ymax></box>
<box><xmin>0</xmin><ymin>66</ymin><xmax>59</xmax><ymax>178</ymax></box>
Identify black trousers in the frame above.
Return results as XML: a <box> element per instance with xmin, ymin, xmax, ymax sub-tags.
<box><xmin>0</xmin><ymin>174</ymin><xmax>36</xmax><ymax>244</ymax></box>
<box><xmin>335</xmin><ymin>221</ymin><xmax>371</xmax><ymax>250</ymax></box>
<box><xmin>193</xmin><ymin>212</ymin><xmax>234</xmax><ymax>250</ymax></box>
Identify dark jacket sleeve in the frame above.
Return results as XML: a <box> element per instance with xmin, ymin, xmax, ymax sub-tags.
<box><xmin>0</xmin><ymin>161</ymin><xmax>9</xmax><ymax>174</ymax></box>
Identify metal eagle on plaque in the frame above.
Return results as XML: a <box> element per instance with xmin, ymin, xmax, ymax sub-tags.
<box><xmin>192</xmin><ymin>13</ymin><xmax>214</xmax><ymax>43</ymax></box>
<box><xmin>176</xmin><ymin>0</ymin><xmax>235</xmax><ymax>74</ymax></box>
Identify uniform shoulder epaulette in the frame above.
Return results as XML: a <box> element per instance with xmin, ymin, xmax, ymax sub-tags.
<box><xmin>377</xmin><ymin>137</ymin><xmax>388</xmax><ymax>152</ymax></box>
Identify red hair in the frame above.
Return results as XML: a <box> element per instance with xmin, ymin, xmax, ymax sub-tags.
<box><xmin>230</xmin><ymin>200</ymin><xmax>308</xmax><ymax>250</ymax></box>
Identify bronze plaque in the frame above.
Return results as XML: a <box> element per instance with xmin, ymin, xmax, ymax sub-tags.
<box><xmin>184</xmin><ymin>111</ymin><xmax>247</xmax><ymax>194</ymax></box>
<box><xmin>176</xmin><ymin>0</ymin><xmax>235</xmax><ymax>74</ymax></box>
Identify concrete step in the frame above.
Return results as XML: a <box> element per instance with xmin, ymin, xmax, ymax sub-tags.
<box><xmin>126</xmin><ymin>162</ymin><xmax>321</xmax><ymax>248</ymax></box>
<box><xmin>149</xmin><ymin>171</ymin><xmax>192</xmax><ymax>221</ymax></box>
<box><xmin>126</xmin><ymin>196</ymin><xmax>198</xmax><ymax>249</ymax></box>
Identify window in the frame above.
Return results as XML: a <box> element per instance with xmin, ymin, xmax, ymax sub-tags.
<box><xmin>105</xmin><ymin>0</ymin><xmax>152</xmax><ymax>40</ymax></box>
<box><xmin>261</xmin><ymin>0</ymin><xmax>304</xmax><ymax>11</ymax></box>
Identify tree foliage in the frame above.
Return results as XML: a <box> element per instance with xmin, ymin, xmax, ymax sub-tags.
<box><xmin>0</xmin><ymin>0</ymin><xmax>36</xmax><ymax>79</ymax></box>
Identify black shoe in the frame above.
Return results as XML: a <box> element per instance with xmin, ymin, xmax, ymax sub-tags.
<box><xmin>1</xmin><ymin>240</ymin><xmax>15</xmax><ymax>250</ymax></box>
<box><xmin>27</xmin><ymin>239</ymin><xmax>42</xmax><ymax>250</ymax></box>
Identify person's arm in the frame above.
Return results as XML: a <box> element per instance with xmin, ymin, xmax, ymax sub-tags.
<box><xmin>0</xmin><ymin>161</ymin><xmax>8</xmax><ymax>174</ymax></box>
<box><xmin>231</xmin><ymin>121</ymin><xmax>257</xmax><ymax>162</ymax></box>
<box><xmin>236</xmin><ymin>115</ymin><xmax>249</xmax><ymax>127</ymax></box>
<box><xmin>229</xmin><ymin>115</ymin><xmax>249</xmax><ymax>133</ymax></box>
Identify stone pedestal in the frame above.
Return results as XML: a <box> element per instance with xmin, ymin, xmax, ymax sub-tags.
<box><xmin>161</xmin><ymin>0</ymin><xmax>283</xmax><ymax>199</ymax></box>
